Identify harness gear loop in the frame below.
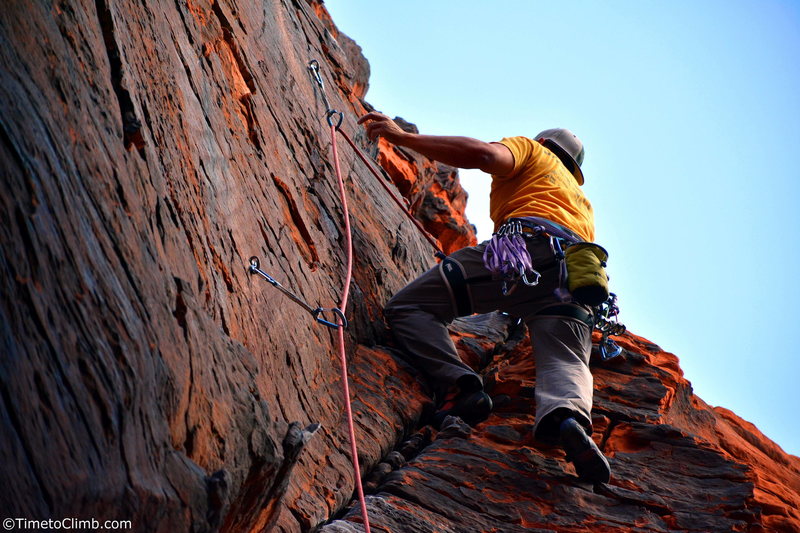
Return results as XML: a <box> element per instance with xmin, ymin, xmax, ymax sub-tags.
<box><xmin>247</xmin><ymin>256</ymin><xmax>345</xmax><ymax>330</ymax></box>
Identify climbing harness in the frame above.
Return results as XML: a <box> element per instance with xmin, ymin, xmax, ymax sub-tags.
<box><xmin>309</xmin><ymin>60</ymin><xmax>446</xmax><ymax>262</ymax></box>
<box><xmin>247</xmin><ymin>256</ymin><xmax>347</xmax><ymax>329</ymax></box>
<box><xmin>594</xmin><ymin>293</ymin><xmax>626</xmax><ymax>361</ymax></box>
<box><xmin>484</xmin><ymin>217</ymin><xmax>626</xmax><ymax>360</ymax></box>
<box><xmin>440</xmin><ymin>257</ymin><xmax>473</xmax><ymax>316</ymax></box>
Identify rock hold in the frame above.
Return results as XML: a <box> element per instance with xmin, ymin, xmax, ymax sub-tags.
<box><xmin>206</xmin><ymin>469</ymin><xmax>231</xmax><ymax>530</ymax></box>
<box><xmin>436</xmin><ymin>416</ymin><xmax>473</xmax><ymax>440</ymax></box>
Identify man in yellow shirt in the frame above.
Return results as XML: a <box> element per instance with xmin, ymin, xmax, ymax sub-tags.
<box><xmin>359</xmin><ymin>112</ymin><xmax>610</xmax><ymax>484</ymax></box>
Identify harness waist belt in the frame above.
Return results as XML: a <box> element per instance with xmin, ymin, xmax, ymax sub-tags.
<box><xmin>508</xmin><ymin>216</ymin><xmax>582</xmax><ymax>243</ymax></box>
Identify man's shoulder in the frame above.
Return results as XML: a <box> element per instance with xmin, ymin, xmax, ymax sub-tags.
<box><xmin>490</xmin><ymin>137</ymin><xmax>527</xmax><ymax>177</ymax></box>
<box><xmin>498</xmin><ymin>135</ymin><xmax>536</xmax><ymax>146</ymax></box>
<box><xmin>497</xmin><ymin>136</ymin><xmax>542</xmax><ymax>157</ymax></box>
<box><xmin>498</xmin><ymin>136</ymin><xmax>547</xmax><ymax>169</ymax></box>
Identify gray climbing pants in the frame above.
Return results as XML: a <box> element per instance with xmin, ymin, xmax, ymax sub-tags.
<box><xmin>384</xmin><ymin>236</ymin><xmax>594</xmax><ymax>440</ymax></box>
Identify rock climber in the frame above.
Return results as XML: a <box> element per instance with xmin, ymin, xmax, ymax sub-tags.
<box><xmin>358</xmin><ymin>111</ymin><xmax>611</xmax><ymax>484</ymax></box>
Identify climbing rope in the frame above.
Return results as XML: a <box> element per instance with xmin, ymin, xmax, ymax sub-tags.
<box><xmin>309</xmin><ymin>60</ymin><xmax>446</xmax><ymax>261</ymax></box>
<box><xmin>328</xmin><ymin>114</ymin><xmax>373</xmax><ymax>533</ymax></box>
<box><xmin>308</xmin><ymin>59</ymin><xmax>372</xmax><ymax>533</ymax></box>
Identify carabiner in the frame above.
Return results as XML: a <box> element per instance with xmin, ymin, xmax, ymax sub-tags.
<box><xmin>307</xmin><ymin>59</ymin><xmax>332</xmax><ymax>114</ymax></box>
<box><xmin>312</xmin><ymin>307</ymin><xmax>348</xmax><ymax>329</ymax></box>
<box><xmin>307</xmin><ymin>60</ymin><xmax>325</xmax><ymax>91</ymax></box>
<box><xmin>599</xmin><ymin>338</ymin><xmax>623</xmax><ymax>361</ymax></box>
<box><xmin>520</xmin><ymin>266</ymin><xmax>541</xmax><ymax>287</ymax></box>
<box><xmin>326</xmin><ymin>109</ymin><xmax>344</xmax><ymax>130</ymax></box>
<box><xmin>551</xmin><ymin>236</ymin><xmax>565</xmax><ymax>260</ymax></box>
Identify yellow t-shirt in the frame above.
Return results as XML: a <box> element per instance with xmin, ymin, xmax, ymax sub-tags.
<box><xmin>491</xmin><ymin>136</ymin><xmax>595</xmax><ymax>242</ymax></box>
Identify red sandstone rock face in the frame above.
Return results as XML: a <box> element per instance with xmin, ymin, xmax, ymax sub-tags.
<box><xmin>322</xmin><ymin>323</ymin><xmax>800</xmax><ymax>533</ymax></box>
<box><xmin>0</xmin><ymin>1</ymin><xmax>798</xmax><ymax>533</ymax></box>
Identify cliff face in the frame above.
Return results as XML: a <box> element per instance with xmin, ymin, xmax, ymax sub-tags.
<box><xmin>0</xmin><ymin>2</ymin><xmax>798</xmax><ymax>533</ymax></box>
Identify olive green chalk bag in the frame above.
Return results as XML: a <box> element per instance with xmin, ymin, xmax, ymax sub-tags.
<box><xmin>565</xmin><ymin>242</ymin><xmax>610</xmax><ymax>306</ymax></box>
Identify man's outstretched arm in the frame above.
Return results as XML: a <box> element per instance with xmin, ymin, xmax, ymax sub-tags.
<box><xmin>358</xmin><ymin>112</ymin><xmax>514</xmax><ymax>176</ymax></box>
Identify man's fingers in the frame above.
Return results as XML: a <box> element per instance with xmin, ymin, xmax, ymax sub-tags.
<box><xmin>365</xmin><ymin>122</ymin><xmax>382</xmax><ymax>140</ymax></box>
<box><xmin>359</xmin><ymin>111</ymin><xmax>397</xmax><ymax>142</ymax></box>
<box><xmin>357</xmin><ymin>111</ymin><xmax>388</xmax><ymax>125</ymax></box>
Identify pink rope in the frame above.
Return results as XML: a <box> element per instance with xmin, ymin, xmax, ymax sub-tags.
<box><xmin>329</xmin><ymin>122</ymin><xmax>371</xmax><ymax>533</ymax></box>
<box><xmin>338</xmin><ymin>130</ymin><xmax>445</xmax><ymax>259</ymax></box>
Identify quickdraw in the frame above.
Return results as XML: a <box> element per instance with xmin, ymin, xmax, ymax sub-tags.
<box><xmin>483</xmin><ymin>219</ymin><xmax>542</xmax><ymax>295</ymax></box>
<box><xmin>594</xmin><ymin>293</ymin><xmax>626</xmax><ymax>361</ymax></box>
<box><xmin>247</xmin><ymin>256</ymin><xmax>347</xmax><ymax>329</ymax></box>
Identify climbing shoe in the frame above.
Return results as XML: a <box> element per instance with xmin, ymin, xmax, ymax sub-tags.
<box><xmin>559</xmin><ymin>417</ymin><xmax>611</xmax><ymax>484</ymax></box>
<box><xmin>433</xmin><ymin>389</ymin><xmax>493</xmax><ymax>428</ymax></box>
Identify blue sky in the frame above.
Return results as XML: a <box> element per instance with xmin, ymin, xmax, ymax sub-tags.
<box><xmin>325</xmin><ymin>1</ymin><xmax>800</xmax><ymax>456</ymax></box>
